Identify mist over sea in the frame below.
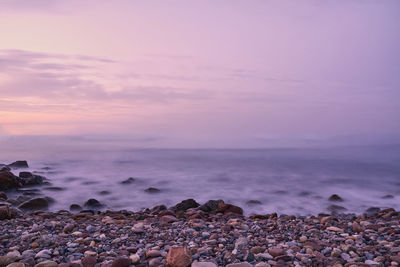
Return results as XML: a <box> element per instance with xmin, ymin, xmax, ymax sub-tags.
<box><xmin>1</xmin><ymin>136</ymin><xmax>399</xmax><ymax>215</ymax></box>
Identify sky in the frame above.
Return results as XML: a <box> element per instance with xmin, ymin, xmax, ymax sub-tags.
<box><xmin>0</xmin><ymin>0</ymin><xmax>399</xmax><ymax>147</ymax></box>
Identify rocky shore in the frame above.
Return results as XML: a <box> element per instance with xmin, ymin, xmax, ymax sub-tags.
<box><xmin>1</xmin><ymin>161</ymin><xmax>400</xmax><ymax>267</ymax></box>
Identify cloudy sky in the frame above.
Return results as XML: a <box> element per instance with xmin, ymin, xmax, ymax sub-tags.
<box><xmin>0</xmin><ymin>0</ymin><xmax>399</xmax><ymax>147</ymax></box>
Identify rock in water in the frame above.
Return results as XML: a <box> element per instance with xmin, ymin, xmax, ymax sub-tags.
<box><xmin>144</xmin><ymin>187</ymin><xmax>161</xmax><ymax>193</ymax></box>
<box><xmin>18</xmin><ymin>172</ymin><xmax>45</xmax><ymax>186</ymax></box>
<box><xmin>328</xmin><ymin>194</ymin><xmax>344</xmax><ymax>202</ymax></box>
<box><xmin>217</xmin><ymin>203</ymin><xmax>243</xmax><ymax>215</ymax></box>
<box><xmin>19</xmin><ymin>198</ymin><xmax>49</xmax><ymax>211</ymax></box>
<box><xmin>167</xmin><ymin>246</ymin><xmax>192</xmax><ymax>267</ymax></box>
<box><xmin>172</xmin><ymin>199</ymin><xmax>200</xmax><ymax>212</ymax></box>
<box><xmin>199</xmin><ymin>200</ymin><xmax>224</xmax><ymax>212</ymax></box>
<box><xmin>84</xmin><ymin>198</ymin><xmax>103</xmax><ymax>208</ymax></box>
<box><xmin>0</xmin><ymin>170</ymin><xmax>20</xmax><ymax>190</ymax></box>
<box><xmin>120</xmin><ymin>177</ymin><xmax>135</xmax><ymax>184</ymax></box>
<box><xmin>8</xmin><ymin>160</ymin><xmax>29</xmax><ymax>169</ymax></box>
<box><xmin>0</xmin><ymin>205</ymin><xmax>18</xmax><ymax>220</ymax></box>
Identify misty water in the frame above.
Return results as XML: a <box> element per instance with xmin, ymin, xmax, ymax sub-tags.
<box><xmin>1</xmin><ymin>138</ymin><xmax>400</xmax><ymax>216</ymax></box>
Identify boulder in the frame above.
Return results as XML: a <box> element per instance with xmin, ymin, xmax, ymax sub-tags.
<box><xmin>18</xmin><ymin>172</ymin><xmax>45</xmax><ymax>186</ymax></box>
<box><xmin>217</xmin><ymin>203</ymin><xmax>243</xmax><ymax>215</ymax></box>
<box><xmin>8</xmin><ymin>161</ymin><xmax>29</xmax><ymax>169</ymax></box>
<box><xmin>0</xmin><ymin>170</ymin><xmax>20</xmax><ymax>190</ymax></box>
<box><xmin>0</xmin><ymin>205</ymin><xmax>18</xmax><ymax>220</ymax></box>
<box><xmin>19</xmin><ymin>197</ymin><xmax>49</xmax><ymax>211</ymax></box>
<box><xmin>172</xmin><ymin>199</ymin><xmax>200</xmax><ymax>212</ymax></box>
<box><xmin>166</xmin><ymin>246</ymin><xmax>192</xmax><ymax>267</ymax></box>
<box><xmin>144</xmin><ymin>187</ymin><xmax>160</xmax><ymax>193</ymax></box>
<box><xmin>84</xmin><ymin>198</ymin><xmax>103</xmax><ymax>208</ymax></box>
<box><xmin>328</xmin><ymin>194</ymin><xmax>344</xmax><ymax>202</ymax></box>
<box><xmin>199</xmin><ymin>200</ymin><xmax>224</xmax><ymax>212</ymax></box>
<box><xmin>111</xmin><ymin>257</ymin><xmax>131</xmax><ymax>267</ymax></box>
<box><xmin>120</xmin><ymin>177</ymin><xmax>135</xmax><ymax>184</ymax></box>
<box><xmin>70</xmin><ymin>204</ymin><xmax>82</xmax><ymax>211</ymax></box>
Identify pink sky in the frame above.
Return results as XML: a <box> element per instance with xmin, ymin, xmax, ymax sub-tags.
<box><xmin>0</xmin><ymin>1</ymin><xmax>399</xmax><ymax>147</ymax></box>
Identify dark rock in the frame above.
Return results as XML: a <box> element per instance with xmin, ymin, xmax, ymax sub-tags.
<box><xmin>328</xmin><ymin>194</ymin><xmax>344</xmax><ymax>202</ymax></box>
<box><xmin>98</xmin><ymin>190</ymin><xmax>111</xmax><ymax>195</ymax></box>
<box><xmin>8</xmin><ymin>160</ymin><xmax>29</xmax><ymax>168</ymax></box>
<box><xmin>327</xmin><ymin>204</ymin><xmax>347</xmax><ymax>214</ymax></box>
<box><xmin>382</xmin><ymin>194</ymin><xmax>394</xmax><ymax>199</ymax></box>
<box><xmin>120</xmin><ymin>177</ymin><xmax>135</xmax><ymax>184</ymax></box>
<box><xmin>0</xmin><ymin>191</ymin><xmax>7</xmax><ymax>200</ymax></box>
<box><xmin>19</xmin><ymin>171</ymin><xmax>33</xmax><ymax>178</ymax></box>
<box><xmin>19</xmin><ymin>173</ymin><xmax>45</xmax><ymax>186</ymax></box>
<box><xmin>0</xmin><ymin>170</ymin><xmax>21</xmax><ymax>190</ymax></box>
<box><xmin>44</xmin><ymin>186</ymin><xmax>65</xmax><ymax>191</ymax></box>
<box><xmin>0</xmin><ymin>205</ymin><xmax>18</xmax><ymax>220</ymax></box>
<box><xmin>172</xmin><ymin>199</ymin><xmax>200</xmax><ymax>212</ymax></box>
<box><xmin>84</xmin><ymin>198</ymin><xmax>103</xmax><ymax>208</ymax></box>
<box><xmin>70</xmin><ymin>204</ymin><xmax>82</xmax><ymax>211</ymax></box>
<box><xmin>199</xmin><ymin>199</ymin><xmax>224</xmax><ymax>212</ymax></box>
<box><xmin>111</xmin><ymin>257</ymin><xmax>131</xmax><ymax>267</ymax></box>
<box><xmin>81</xmin><ymin>256</ymin><xmax>97</xmax><ymax>267</ymax></box>
<box><xmin>18</xmin><ymin>197</ymin><xmax>49</xmax><ymax>211</ymax></box>
<box><xmin>150</xmin><ymin>205</ymin><xmax>167</xmax><ymax>213</ymax></box>
<box><xmin>268</xmin><ymin>248</ymin><xmax>286</xmax><ymax>258</ymax></box>
<box><xmin>217</xmin><ymin>203</ymin><xmax>243</xmax><ymax>215</ymax></box>
<box><xmin>364</xmin><ymin>207</ymin><xmax>380</xmax><ymax>217</ymax></box>
<box><xmin>246</xmin><ymin>200</ymin><xmax>262</xmax><ymax>205</ymax></box>
<box><xmin>144</xmin><ymin>187</ymin><xmax>161</xmax><ymax>193</ymax></box>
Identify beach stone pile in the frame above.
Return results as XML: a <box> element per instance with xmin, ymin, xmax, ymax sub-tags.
<box><xmin>0</xmin><ymin>200</ymin><xmax>399</xmax><ymax>267</ymax></box>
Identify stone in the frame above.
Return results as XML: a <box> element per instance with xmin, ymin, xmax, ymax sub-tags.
<box><xmin>234</xmin><ymin>236</ymin><xmax>248</xmax><ymax>252</ymax></box>
<box><xmin>160</xmin><ymin>215</ymin><xmax>178</xmax><ymax>223</ymax></box>
<box><xmin>120</xmin><ymin>177</ymin><xmax>135</xmax><ymax>184</ymax></box>
<box><xmin>328</xmin><ymin>194</ymin><xmax>344</xmax><ymax>202</ymax></box>
<box><xmin>172</xmin><ymin>199</ymin><xmax>200</xmax><ymax>212</ymax></box>
<box><xmin>110</xmin><ymin>257</ymin><xmax>130</xmax><ymax>267</ymax></box>
<box><xmin>34</xmin><ymin>261</ymin><xmax>58</xmax><ymax>267</ymax></box>
<box><xmin>148</xmin><ymin>258</ymin><xmax>162</xmax><ymax>267</ymax></box>
<box><xmin>146</xmin><ymin>250</ymin><xmax>161</xmax><ymax>258</ymax></box>
<box><xmin>365</xmin><ymin>260</ymin><xmax>380</xmax><ymax>266</ymax></box>
<box><xmin>6</xmin><ymin>263</ymin><xmax>26</xmax><ymax>267</ymax></box>
<box><xmin>0</xmin><ymin>191</ymin><xmax>7</xmax><ymax>200</ymax></box>
<box><xmin>327</xmin><ymin>205</ymin><xmax>347</xmax><ymax>214</ymax></box>
<box><xmin>226</xmin><ymin>263</ymin><xmax>252</xmax><ymax>267</ymax></box>
<box><xmin>246</xmin><ymin>200</ymin><xmax>262</xmax><ymax>205</ymax></box>
<box><xmin>364</xmin><ymin>207</ymin><xmax>380</xmax><ymax>217</ymax></box>
<box><xmin>19</xmin><ymin>198</ymin><xmax>49</xmax><ymax>211</ymax></box>
<box><xmin>84</xmin><ymin>199</ymin><xmax>103</xmax><ymax>208</ymax></box>
<box><xmin>199</xmin><ymin>200</ymin><xmax>224</xmax><ymax>212</ymax></box>
<box><xmin>129</xmin><ymin>254</ymin><xmax>140</xmax><ymax>264</ymax></box>
<box><xmin>19</xmin><ymin>173</ymin><xmax>44</xmax><ymax>186</ymax></box>
<box><xmin>63</xmin><ymin>223</ymin><xmax>75</xmax><ymax>233</ymax></box>
<box><xmin>0</xmin><ymin>170</ymin><xmax>20</xmax><ymax>190</ymax></box>
<box><xmin>35</xmin><ymin>250</ymin><xmax>51</xmax><ymax>259</ymax></box>
<box><xmin>0</xmin><ymin>205</ymin><xmax>18</xmax><ymax>220</ymax></box>
<box><xmin>70</xmin><ymin>204</ymin><xmax>82</xmax><ymax>211</ymax></box>
<box><xmin>268</xmin><ymin>248</ymin><xmax>285</xmax><ymax>258</ymax></box>
<box><xmin>250</xmin><ymin>246</ymin><xmax>265</xmax><ymax>254</ymax></box>
<box><xmin>352</xmin><ymin>222</ymin><xmax>363</xmax><ymax>233</ymax></box>
<box><xmin>217</xmin><ymin>203</ymin><xmax>243</xmax><ymax>215</ymax></box>
<box><xmin>6</xmin><ymin>251</ymin><xmax>21</xmax><ymax>262</ymax></box>
<box><xmin>299</xmin><ymin>236</ymin><xmax>308</xmax><ymax>242</ymax></box>
<box><xmin>191</xmin><ymin>261</ymin><xmax>218</xmax><ymax>267</ymax></box>
<box><xmin>81</xmin><ymin>256</ymin><xmax>97</xmax><ymax>267</ymax></box>
<box><xmin>0</xmin><ymin>256</ymin><xmax>13</xmax><ymax>267</ymax></box>
<box><xmin>144</xmin><ymin>187</ymin><xmax>160</xmax><ymax>193</ymax></box>
<box><xmin>8</xmin><ymin>161</ymin><xmax>29</xmax><ymax>169</ymax></box>
<box><xmin>166</xmin><ymin>246</ymin><xmax>192</xmax><ymax>267</ymax></box>
<box><xmin>326</xmin><ymin>226</ymin><xmax>343</xmax><ymax>232</ymax></box>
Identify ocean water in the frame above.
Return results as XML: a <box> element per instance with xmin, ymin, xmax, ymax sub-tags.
<box><xmin>1</xmin><ymin>139</ymin><xmax>400</xmax><ymax>215</ymax></box>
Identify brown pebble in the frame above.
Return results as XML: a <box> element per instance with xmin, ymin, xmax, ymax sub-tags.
<box><xmin>111</xmin><ymin>257</ymin><xmax>131</xmax><ymax>267</ymax></box>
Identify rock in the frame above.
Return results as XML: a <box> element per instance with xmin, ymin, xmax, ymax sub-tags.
<box><xmin>246</xmin><ymin>200</ymin><xmax>262</xmax><ymax>205</ymax></box>
<box><xmin>83</xmin><ymin>251</ymin><xmax>97</xmax><ymax>258</ymax></box>
<box><xmin>34</xmin><ymin>261</ymin><xmax>58</xmax><ymax>267</ymax></box>
<box><xmin>191</xmin><ymin>261</ymin><xmax>218</xmax><ymax>267</ymax></box>
<box><xmin>327</xmin><ymin>204</ymin><xmax>347</xmax><ymax>214</ymax></box>
<box><xmin>268</xmin><ymin>248</ymin><xmax>285</xmax><ymax>258</ymax></box>
<box><xmin>20</xmin><ymin>173</ymin><xmax>44</xmax><ymax>186</ymax></box>
<box><xmin>226</xmin><ymin>263</ymin><xmax>252</xmax><ymax>267</ymax></box>
<box><xmin>0</xmin><ymin>256</ymin><xmax>13</xmax><ymax>267</ymax></box>
<box><xmin>8</xmin><ymin>161</ymin><xmax>29</xmax><ymax>169</ymax></box>
<box><xmin>364</xmin><ymin>207</ymin><xmax>380</xmax><ymax>217</ymax></box>
<box><xmin>0</xmin><ymin>191</ymin><xmax>7</xmax><ymax>200</ymax></box>
<box><xmin>6</xmin><ymin>263</ymin><xmax>26</xmax><ymax>267</ymax></box>
<box><xmin>160</xmin><ymin>215</ymin><xmax>178</xmax><ymax>223</ymax></box>
<box><xmin>365</xmin><ymin>260</ymin><xmax>380</xmax><ymax>266</ymax></box>
<box><xmin>166</xmin><ymin>246</ymin><xmax>192</xmax><ymax>267</ymax></box>
<box><xmin>0</xmin><ymin>170</ymin><xmax>20</xmax><ymax>190</ymax></box>
<box><xmin>299</xmin><ymin>236</ymin><xmax>308</xmax><ymax>242</ymax></box>
<box><xmin>382</xmin><ymin>194</ymin><xmax>394</xmax><ymax>199</ymax></box>
<box><xmin>148</xmin><ymin>258</ymin><xmax>162</xmax><ymax>267</ymax></box>
<box><xmin>98</xmin><ymin>190</ymin><xmax>110</xmax><ymax>195</ymax></box>
<box><xmin>352</xmin><ymin>222</ymin><xmax>363</xmax><ymax>233</ymax></box>
<box><xmin>70</xmin><ymin>204</ymin><xmax>82</xmax><ymax>211</ymax></box>
<box><xmin>110</xmin><ymin>257</ymin><xmax>131</xmax><ymax>267</ymax></box>
<box><xmin>199</xmin><ymin>199</ymin><xmax>224</xmax><ymax>212</ymax></box>
<box><xmin>19</xmin><ymin>198</ymin><xmax>49</xmax><ymax>211</ymax></box>
<box><xmin>84</xmin><ymin>199</ymin><xmax>103</xmax><ymax>208</ymax></box>
<box><xmin>129</xmin><ymin>254</ymin><xmax>140</xmax><ymax>264</ymax></box>
<box><xmin>81</xmin><ymin>256</ymin><xmax>97</xmax><ymax>267</ymax></box>
<box><xmin>146</xmin><ymin>250</ymin><xmax>161</xmax><ymax>258</ymax></box>
<box><xmin>217</xmin><ymin>203</ymin><xmax>243</xmax><ymax>215</ymax></box>
<box><xmin>120</xmin><ymin>177</ymin><xmax>135</xmax><ymax>184</ymax></box>
<box><xmin>0</xmin><ymin>205</ymin><xmax>18</xmax><ymax>220</ymax></box>
<box><xmin>63</xmin><ymin>223</ymin><xmax>75</xmax><ymax>233</ymax></box>
<box><xmin>6</xmin><ymin>251</ymin><xmax>21</xmax><ymax>262</ymax></box>
<box><xmin>35</xmin><ymin>250</ymin><xmax>51</xmax><ymax>259</ymax></box>
<box><xmin>250</xmin><ymin>247</ymin><xmax>265</xmax><ymax>254</ymax></box>
<box><xmin>233</xmin><ymin>236</ymin><xmax>248</xmax><ymax>252</ymax></box>
<box><xmin>172</xmin><ymin>199</ymin><xmax>200</xmax><ymax>212</ymax></box>
<box><xmin>326</xmin><ymin>226</ymin><xmax>343</xmax><ymax>232</ymax></box>
<box><xmin>144</xmin><ymin>187</ymin><xmax>160</xmax><ymax>193</ymax></box>
<box><xmin>328</xmin><ymin>194</ymin><xmax>344</xmax><ymax>202</ymax></box>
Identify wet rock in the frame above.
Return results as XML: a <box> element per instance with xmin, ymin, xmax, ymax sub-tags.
<box><xmin>70</xmin><ymin>204</ymin><xmax>82</xmax><ymax>211</ymax></box>
<box><xmin>364</xmin><ymin>207</ymin><xmax>380</xmax><ymax>217</ymax></box>
<box><xmin>0</xmin><ymin>170</ymin><xmax>20</xmax><ymax>190</ymax></box>
<box><xmin>0</xmin><ymin>205</ymin><xmax>17</xmax><ymax>220</ymax></box>
<box><xmin>120</xmin><ymin>177</ymin><xmax>135</xmax><ymax>184</ymax></box>
<box><xmin>84</xmin><ymin>199</ymin><xmax>103</xmax><ymax>208</ymax></box>
<box><xmin>217</xmin><ymin>203</ymin><xmax>243</xmax><ymax>215</ymax></box>
<box><xmin>327</xmin><ymin>204</ymin><xmax>347</xmax><ymax>214</ymax></box>
<box><xmin>144</xmin><ymin>187</ymin><xmax>160</xmax><ymax>193</ymax></box>
<box><xmin>172</xmin><ymin>199</ymin><xmax>200</xmax><ymax>212</ymax></box>
<box><xmin>166</xmin><ymin>246</ymin><xmax>192</xmax><ymax>267</ymax></box>
<box><xmin>328</xmin><ymin>194</ymin><xmax>343</xmax><ymax>202</ymax></box>
<box><xmin>199</xmin><ymin>199</ymin><xmax>224</xmax><ymax>212</ymax></box>
<box><xmin>0</xmin><ymin>191</ymin><xmax>7</xmax><ymax>200</ymax></box>
<box><xmin>111</xmin><ymin>257</ymin><xmax>131</xmax><ymax>267</ymax></box>
<box><xmin>19</xmin><ymin>198</ymin><xmax>49</xmax><ymax>211</ymax></box>
<box><xmin>18</xmin><ymin>172</ymin><xmax>45</xmax><ymax>186</ymax></box>
<box><xmin>8</xmin><ymin>161</ymin><xmax>29</xmax><ymax>169</ymax></box>
<box><xmin>34</xmin><ymin>261</ymin><xmax>58</xmax><ymax>267</ymax></box>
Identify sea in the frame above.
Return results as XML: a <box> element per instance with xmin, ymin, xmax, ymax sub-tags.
<box><xmin>1</xmin><ymin>137</ymin><xmax>399</xmax><ymax>216</ymax></box>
